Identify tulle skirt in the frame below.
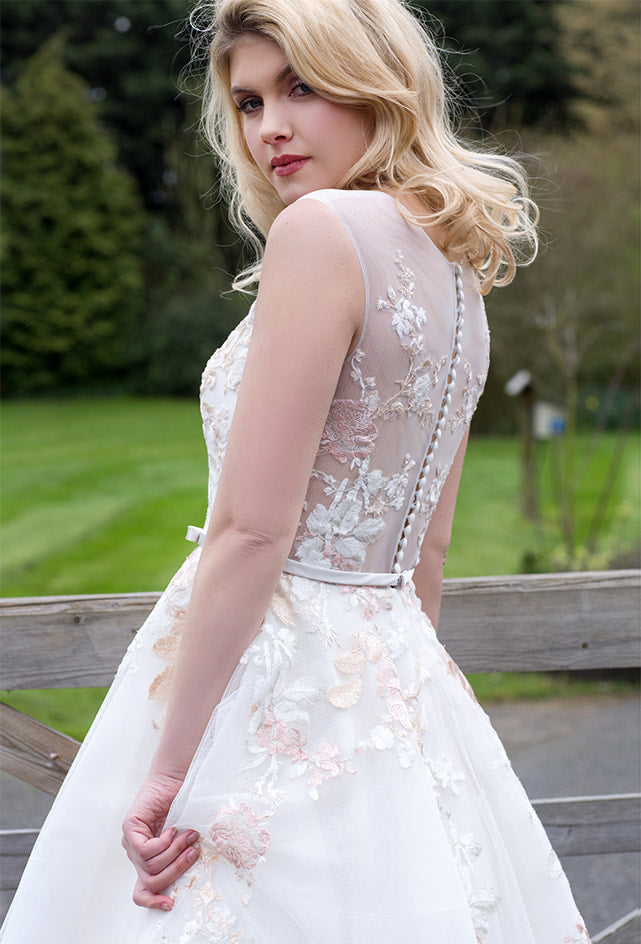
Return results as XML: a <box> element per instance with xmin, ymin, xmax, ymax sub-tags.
<box><xmin>0</xmin><ymin>551</ymin><xmax>589</xmax><ymax>943</ymax></box>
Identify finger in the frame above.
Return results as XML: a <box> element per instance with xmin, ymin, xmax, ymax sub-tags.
<box><xmin>125</xmin><ymin>826</ymin><xmax>178</xmax><ymax>861</ymax></box>
<box><xmin>137</xmin><ymin>844</ymin><xmax>200</xmax><ymax>896</ymax></box>
<box><xmin>143</xmin><ymin>830</ymin><xmax>200</xmax><ymax>876</ymax></box>
<box><xmin>132</xmin><ymin>878</ymin><xmax>174</xmax><ymax>912</ymax></box>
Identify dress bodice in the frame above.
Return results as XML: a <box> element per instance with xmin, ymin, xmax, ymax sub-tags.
<box><xmin>199</xmin><ymin>189</ymin><xmax>489</xmax><ymax>577</ymax></box>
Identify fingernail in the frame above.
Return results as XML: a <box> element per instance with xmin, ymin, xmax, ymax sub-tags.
<box><xmin>187</xmin><ymin>848</ymin><xmax>199</xmax><ymax>863</ymax></box>
<box><xmin>161</xmin><ymin>902</ymin><xmax>173</xmax><ymax>912</ymax></box>
<box><xmin>187</xmin><ymin>830</ymin><xmax>199</xmax><ymax>843</ymax></box>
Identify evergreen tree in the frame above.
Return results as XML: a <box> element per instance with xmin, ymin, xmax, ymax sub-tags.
<box><xmin>1</xmin><ymin>34</ymin><xmax>145</xmax><ymax>395</ymax></box>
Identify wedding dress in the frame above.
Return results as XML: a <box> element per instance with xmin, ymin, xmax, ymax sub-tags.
<box><xmin>0</xmin><ymin>190</ymin><xmax>590</xmax><ymax>943</ymax></box>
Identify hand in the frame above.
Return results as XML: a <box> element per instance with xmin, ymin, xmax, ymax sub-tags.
<box><xmin>122</xmin><ymin>772</ymin><xmax>200</xmax><ymax>910</ymax></box>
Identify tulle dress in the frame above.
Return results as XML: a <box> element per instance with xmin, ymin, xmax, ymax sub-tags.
<box><xmin>0</xmin><ymin>190</ymin><xmax>590</xmax><ymax>943</ymax></box>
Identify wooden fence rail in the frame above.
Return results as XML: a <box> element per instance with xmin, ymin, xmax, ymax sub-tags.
<box><xmin>1</xmin><ymin>570</ymin><xmax>640</xmax><ymax>940</ymax></box>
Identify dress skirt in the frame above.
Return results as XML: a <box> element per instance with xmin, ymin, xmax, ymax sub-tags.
<box><xmin>0</xmin><ymin>547</ymin><xmax>590</xmax><ymax>943</ymax></box>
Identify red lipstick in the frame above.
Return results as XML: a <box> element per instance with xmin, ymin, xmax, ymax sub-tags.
<box><xmin>271</xmin><ymin>154</ymin><xmax>310</xmax><ymax>176</ymax></box>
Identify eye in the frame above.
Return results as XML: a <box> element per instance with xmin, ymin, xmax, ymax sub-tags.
<box><xmin>291</xmin><ymin>81</ymin><xmax>313</xmax><ymax>98</ymax></box>
<box><xmin>237</xmin><ymin>96</ymin><xmax>262</xmax><ymax>115</ymax></box>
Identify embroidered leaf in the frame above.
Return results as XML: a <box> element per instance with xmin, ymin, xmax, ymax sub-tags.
<box><xmin>327</xmin><ymin>676</ymin><xmax>362</xmax><ymax>709</ymax></box>
<box><xmin>148</xmin><ymin>665</ymin><xmax>174</xmax><ymax>701</ymax></box>
<box><xmin>333</xmin><ymin>650</ymin><xmax>366</xmax><ymax>675</ymax></box>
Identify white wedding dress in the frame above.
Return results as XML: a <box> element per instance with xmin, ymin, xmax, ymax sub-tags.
<box><xmin>1</xmin><ymin>190</ymin><xmax>590</xmax><ymax>943</ymax></box>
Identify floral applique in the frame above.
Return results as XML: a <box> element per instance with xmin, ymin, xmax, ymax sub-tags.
<box><xmin>148</xmin><ymin>603</ymin><xmax>186</xmax><ymax>701</ymax></box>
<box><xmin>547</xmin><ymin>848</ymin><xmax>563</xmax><ymax>879</ymax></box>
<box><xmin>446</xmin><ymin>359</ymin><xmax>485</xmax><ymax>433</ymax></box>
<box><xmin>306</xmin><ymin>743</ymin><xmax>357</xmax><ymax>800</ymax></box>
<box><xmin>209</xmin><ymin>801</ymin><xmax>272</xmax><ymax>871</ymax></box>
<box><xmin>319</xmin><ymin>398</ymin><xmax>378</xmax><ymax>466</ymax></box>
<box><xmin>294</xmin><ymin>456</ymin><xmax>413</xmax><ymax>569</ymax></box>
<box><xmin>438</xmin><ymin>648</ymin><xmax>478</xmax><ymax>703</ymax></box>
<box><xmin>343</xmin><ymin>584</ymin><xmax>395</xmax><ymax>623</ymax></box>
<box><xmin>327</xmin><ymin>631</ymin><xmax>383</xmax><ymax>709</ymax></box>
<box><xmin>159</xmin><ymin>834</ymin><xmax>253</xmax><ymax>944</ymax></box>
<box><xmin>442</xmin><ymin>814</ymin><xmax>501</xmax><ymax>941</ymax></box>
<box><xmin>413</xmin><ymin>464</ymin><xmax>450</xmax><ymax>548</ymax></box>
<box><xmin>430</xmin><ymin>756</ymin><xmax>466</xmax><ymax>795</ymax></box>
<box><xmin>564</xmin><ymin>916</ymin><xmax>591</xmax><ymax>943</ymax></box>
<box><xmin>326</xmin><ymin>629</ymin><xmax>430</xmax><ymax>770</ymax></box>
<box><xmin>347</xmin><ymin>250</ymin><xmax>449</xmax><ymax>428</ymax></box>
<box><xmin>287</xmin><ymin>576</ymin><xmax>339</xmax><ymax>649</ymax></box>
<box><xmin>243</xmin><ymin>628</ymin><xmax>356</xmax><ymax>800</ymax></box>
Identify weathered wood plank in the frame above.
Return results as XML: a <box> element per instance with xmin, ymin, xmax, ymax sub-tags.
<box><xmin>0</xmin><ymin>704</ymin><xmax>80</xmax><ymax>795</ymax></box>
<box><xmin>532</xmin><ymin>793</ymin><xmax>641</xmax><ymax>856</ymax></box>
<box><xmin>0</xmin><ymin>829</ymin><xmax>39</xmax><ymax>892</ymax></box>
<box><xmin>1</xmin><ymin>571</ymin><xmax>639</xmax><ymax>689</ymax></box>
<box><xmin>593</xmin><ymin>909</ymin><xmax>641</xmax><ymax>944</ymax></box>
<box><xmin>1</xmin><ymin>798</ymin><xmax>638</xmax><ymax>897</ymax></box>
<box><xmin>440</xmin><ymin>570</ymin><xmax>640</xmax><ymax>672</ymax></box>
<box><xmin>0</xmin><ymin>592</ymin><xmax>158</xmax><ymax>688</ymax></box>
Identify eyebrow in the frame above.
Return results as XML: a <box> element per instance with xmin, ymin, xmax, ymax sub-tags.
<box><xmin>230</xmin><ymin>64</ymin><xmax>294</xmax><ymax>97</ymax></box>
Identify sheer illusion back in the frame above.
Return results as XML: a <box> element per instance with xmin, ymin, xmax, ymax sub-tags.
<box><xmin>286</xmin><ymin>190</ymin><xmax>489</xmax><ymax>576</ymax></box>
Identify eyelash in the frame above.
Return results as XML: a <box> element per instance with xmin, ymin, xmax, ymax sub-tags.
<box><xmin>236</xmin><ymin>81</ymin><xmax>313</xmax><ymax>115</ymax></box>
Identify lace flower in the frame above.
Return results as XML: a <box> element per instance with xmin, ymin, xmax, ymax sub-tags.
<box><xmin>209</xmin><ymin>802</ymin><xmax>270</xmax><ymax>871</ymax></box>
<box><xmin>320</xmin><ymin>399</ymin><xmax>378</xmax><ymax>465</ymax></box>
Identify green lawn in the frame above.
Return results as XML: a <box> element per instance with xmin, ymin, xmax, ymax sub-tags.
<box><xmin>1</xmin><ymin>398</ymin><xmax>638</xmax><ymax>737</ymax></box>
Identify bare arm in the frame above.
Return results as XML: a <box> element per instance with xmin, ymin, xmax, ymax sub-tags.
<box><xmin>122</xmin><ymin>198</ymin><xmax>364</xmax><ymax>907</ymax></box>
<box><xmin>412</xmin><ymin>428</ymin><xmax>469</xmax><ymax>631</ymax></box>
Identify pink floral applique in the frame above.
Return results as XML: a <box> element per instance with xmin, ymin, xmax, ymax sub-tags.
<box><xmin>257</xmin><ymin>708</ymin><xmax>309</xmax><ymax>762</ymax></box>
<box><xmin>564</xmin><ymin>917</ymin><xmax>591</xmax><ymax>943</ymax></box>
<box><xmin>307</xmin><ymin>743</ymin><xmax>356</xmax><ymax>797</ymax></box>
<box><xmin>343</xmin><ymin>585</ymin><xmax>394</xmax><ymax>622</ymax></box>
<box><xmin>441</xmin><ymin>651</ymin><xmax>478</xmax><ymax>703</ymax></box>
<box><xmin>320</xmin><ymin>399</ymin><xmax>378</xmax><ymax>465</ymax></box>
<box><xmin>209</xmin><ymin>802</ymin><xmax>271</xmax><ymax>871</ymax></box>
<box><xmin>148</xmin><ymin>603</ymin><xmax>186</xmax><ymax>702</ymax></box>
<box><xmin>377</xmin><ymin>662</ymin><xmax>414</xmax><ymax>731</ymax></box>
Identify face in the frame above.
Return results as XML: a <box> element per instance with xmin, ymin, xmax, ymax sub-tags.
<box><xmin>229</xmin><ymin>33</ymin><xmax>372</xmax><ymax>204</ymax></box>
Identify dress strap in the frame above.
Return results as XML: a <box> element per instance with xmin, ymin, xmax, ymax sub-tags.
<box><xmin>185</xmin><ymin>526</ymin><xmax>413</xmax><ymax>589</ymax></box>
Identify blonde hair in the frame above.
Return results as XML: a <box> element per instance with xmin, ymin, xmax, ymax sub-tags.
<box><xmin>190</xmin><ymin>0</ymin><xmax>538</xmax><ymax>294</ymax></box>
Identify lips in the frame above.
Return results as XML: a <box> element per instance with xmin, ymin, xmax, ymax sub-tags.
<box><xmin>271</xmin><ymin>154</ymin><xmax>310</xmax><ymax>177</ymax></box>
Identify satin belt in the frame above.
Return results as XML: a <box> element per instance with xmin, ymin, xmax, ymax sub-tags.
<box><xmin>185</xmin><ymin>525</ymin><xmax>414</xmax><ymax>589</ymax></box>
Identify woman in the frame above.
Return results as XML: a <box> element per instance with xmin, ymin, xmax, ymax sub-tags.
<box><xmin>1</xmin><ymin>0</ymin><xmax>591</xmax><ymax>941</ymax></box>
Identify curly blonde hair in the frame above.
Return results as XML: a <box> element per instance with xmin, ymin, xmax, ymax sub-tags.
<box><xmin>190</xmin><ymin>0</ymin><xmax>538</xmax><ymax>293</ymax></box>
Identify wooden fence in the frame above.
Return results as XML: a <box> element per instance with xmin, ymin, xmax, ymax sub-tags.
<box><xmin>1</xmin><ymin>570</ymin><xmax>640</xmax><ymax>940</ymax></box>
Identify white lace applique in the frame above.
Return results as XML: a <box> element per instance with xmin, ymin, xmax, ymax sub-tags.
<box><xmin>547</xmin><ymin>848</ymin><xmax>563</xmax><ymax>879</ymax></box>
<box><xmin>347</xmin><ymin>250</ymin><xmax>449</xmax><ymax>427</ymax></box>
<box><xmin>294</xmin><ymin>456</ymin><xmax>414</xmax><ymax>569</ymax></box>
<box><xmin>239</xmin><ymin>620</ymin><xmax>361</xmax><ymax>802</ymax></box>
<box><xmin>441</xmin><ymin>813</ymin><xmax>501</xmax><ymax>941</ymax></box>
<box><xmin>446</xmin><ymin>359</ymin><xmax>485</xmax><ymax>432</ymax></box>
<box><xmin>413</xmin><ymin>464</ymin><xmax>450</xmax><ymax>548</ymax></box>
<box><xmin>429</xmin><ymin>756</ymin><xmax>466</xmax><ymax>795</ymax></box>
<box><xmin>159</xmin><ymin>834</ymin><xmax>253</xmax><ymax>944</ymax></box>
<box><xmin>200</xmin><ymin>312</ymin><xmax>253</xmax><ymax>399</ymax></box>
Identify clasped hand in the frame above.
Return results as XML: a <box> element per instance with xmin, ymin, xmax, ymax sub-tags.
<box><xmin>121</xmin><ymin>772</ymin><xmax>200</xmax><ymax>911</ymax></box>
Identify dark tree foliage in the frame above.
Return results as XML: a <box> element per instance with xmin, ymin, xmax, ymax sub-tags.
<box><xmin>0</xmin><ymin>0</ymin><xmax>189</xmax><ymax>211</ymax></box>
<box><xmin>1</xmin><ymin>35</ymin><xmax>144</xmax><ymax>395</ymax></box>
<box><xmin>1</xmin><ymin>0</ymin><xmax>580</xmax><ymax>205</ymax></box>
<box><xmin>415</xmin><ymin>0</ymin><xmax>578</xmax><ymax>129</ymax></box>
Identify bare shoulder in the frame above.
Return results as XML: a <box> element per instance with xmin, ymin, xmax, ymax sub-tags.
<box><xmin>264</xmin><ymin>196</ymin><xmax>358</xmax><ymax>269</ymax></box>
<box><xmin>260</xmin><ymin>197</ymin><xmax>365</xmax><ymax>345</ymax></box>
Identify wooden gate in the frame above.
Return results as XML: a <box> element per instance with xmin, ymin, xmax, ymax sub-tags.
<box><xmin>1</xmin><ymin>570</ymin><xmax>639</xmax><ymax>940</ymax></box>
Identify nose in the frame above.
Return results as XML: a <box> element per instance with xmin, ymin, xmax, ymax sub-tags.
<box><xmin>259</xmin><ymin>101</ymin><xmax>293</xmax><ymax>146</ymax></box>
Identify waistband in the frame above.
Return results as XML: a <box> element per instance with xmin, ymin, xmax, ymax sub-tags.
<box><xmin>185</xmin><ymin>525</ymin><xmax>413</xmax><ymax>589</ymax></box>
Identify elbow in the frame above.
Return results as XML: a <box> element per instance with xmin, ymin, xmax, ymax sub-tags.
<box><xmin>209</xmin><ymin>520</ymin><xmax>292</xmax><ymax>565</ymax></box>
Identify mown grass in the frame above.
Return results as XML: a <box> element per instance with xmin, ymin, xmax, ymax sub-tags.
<box><xmin>2</xmin><ymin>398</ymin><xmax>638</xmax><ymax>738</ymax></box>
